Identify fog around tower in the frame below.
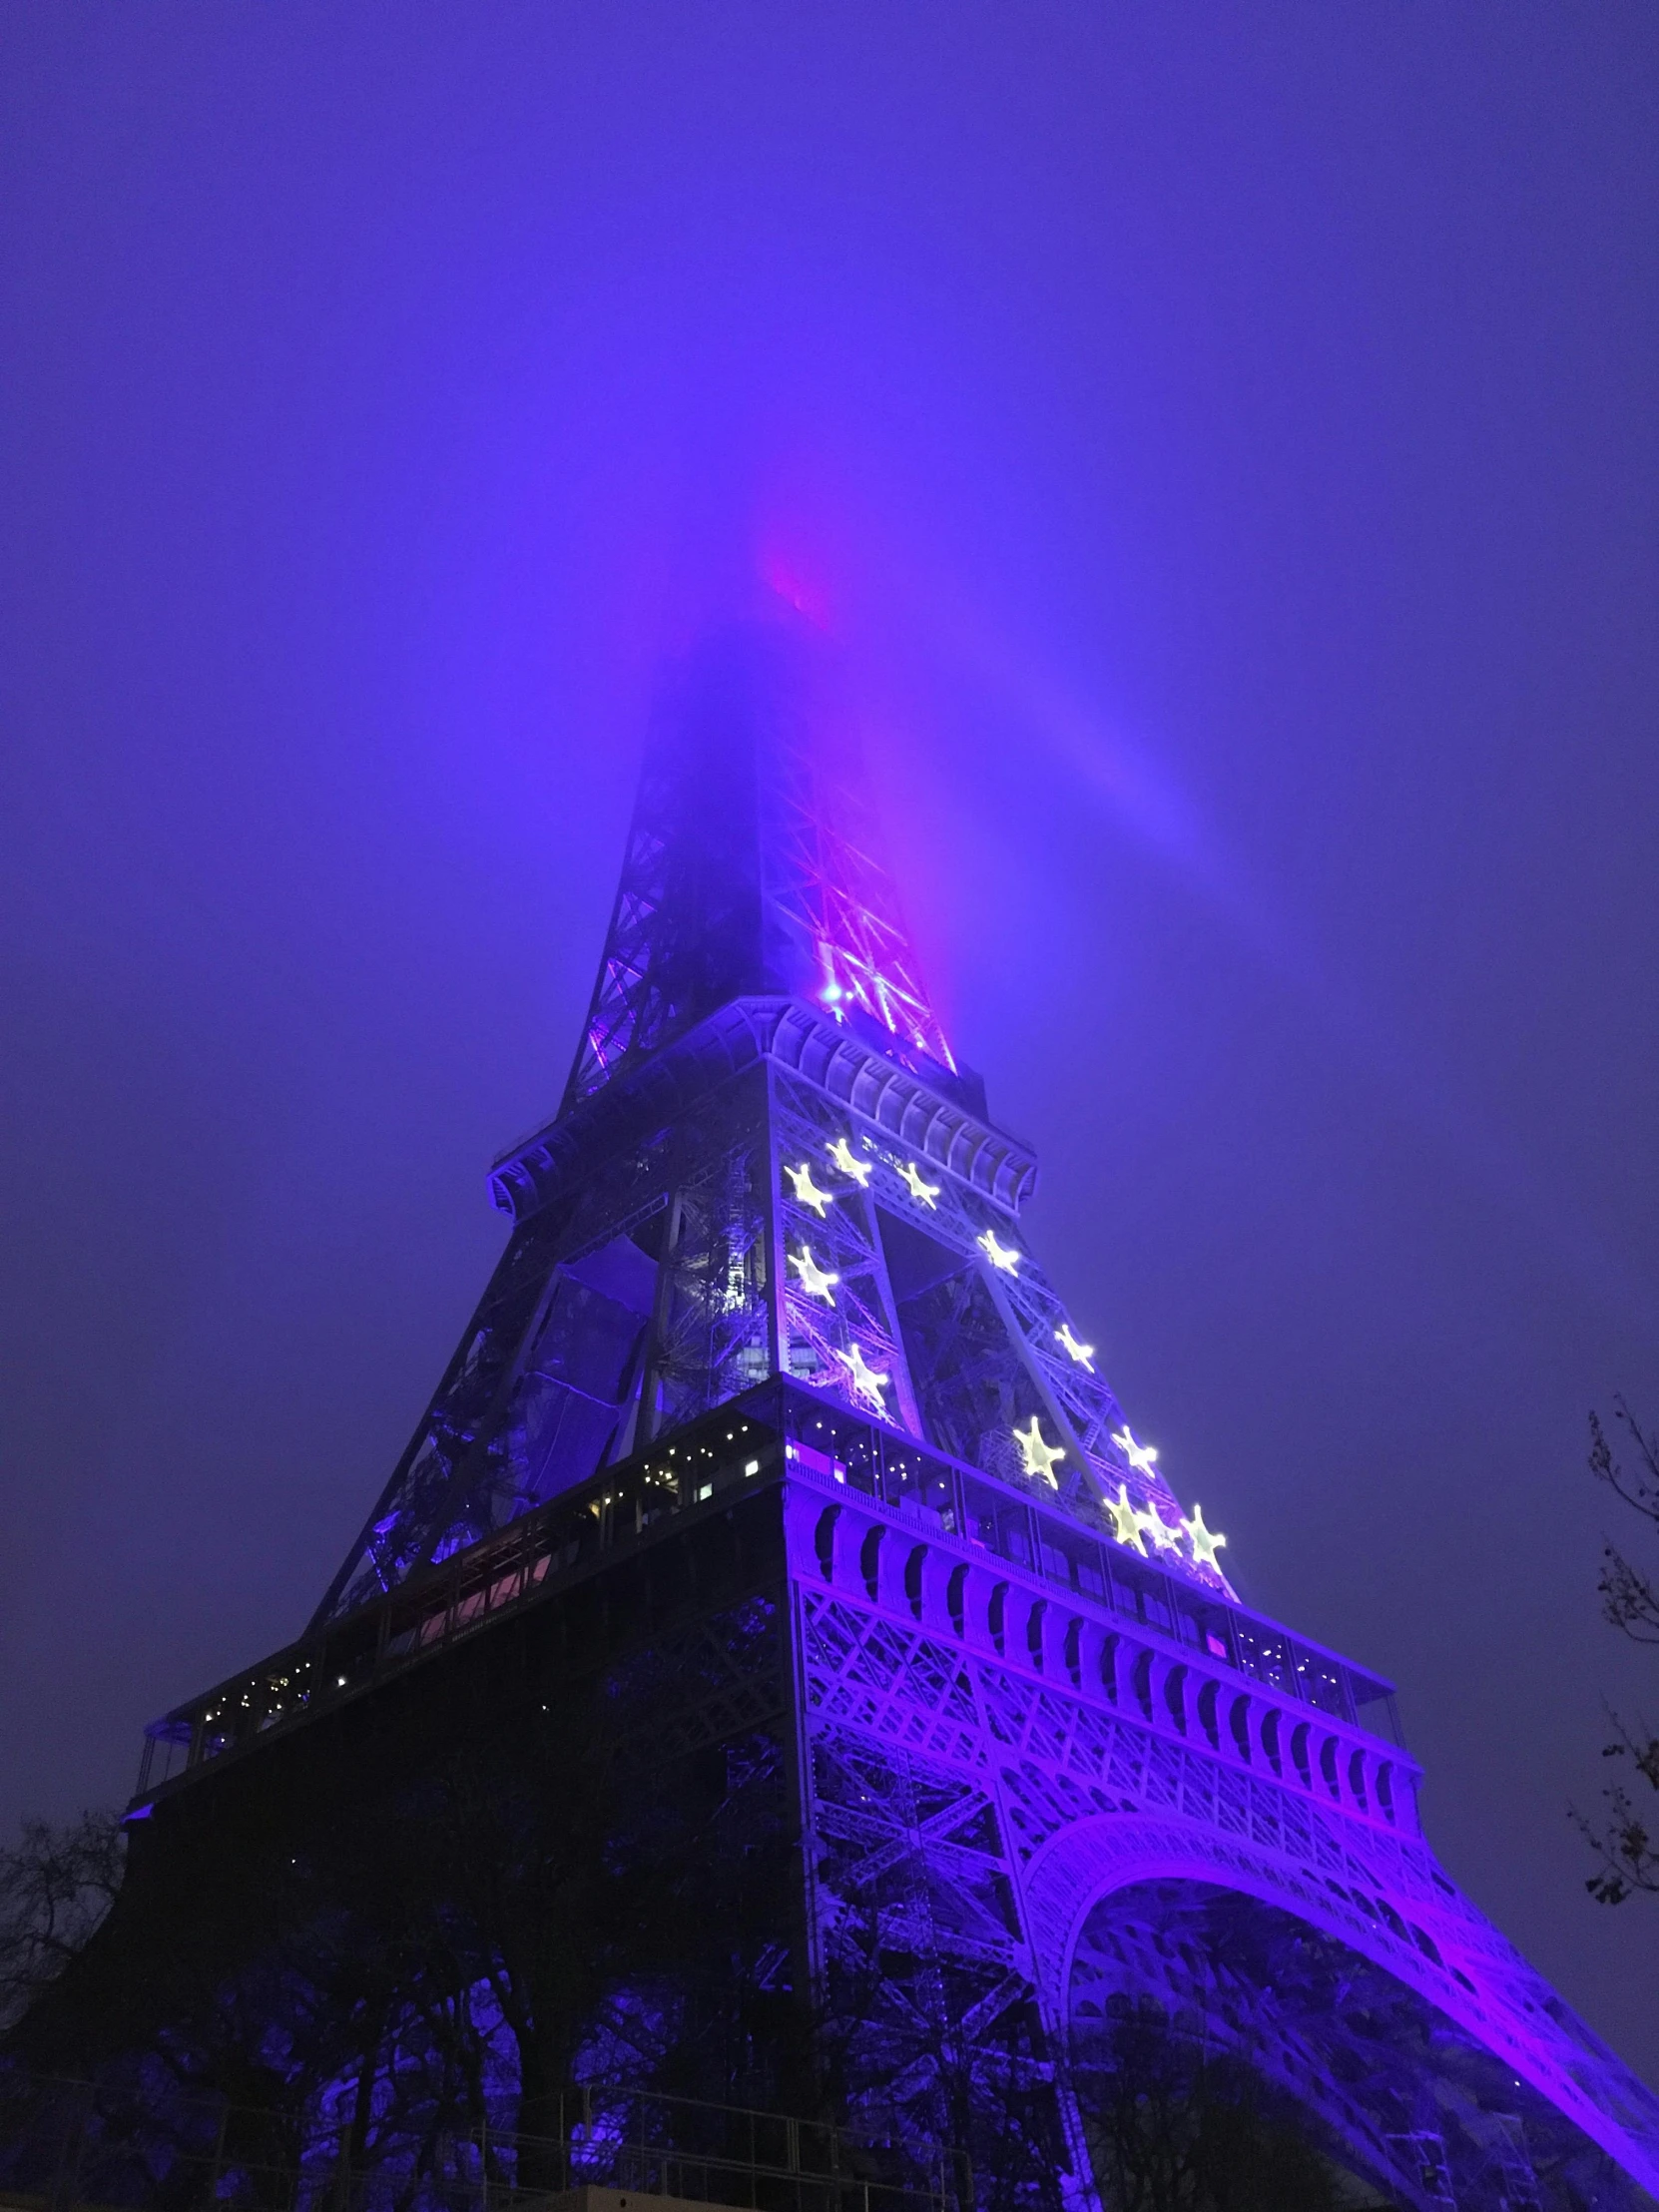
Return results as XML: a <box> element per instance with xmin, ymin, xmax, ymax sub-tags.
<box><xmin>0</xmin><ymin>3</ymin><xmax>1655</xmax><ymax>2089</ymax></box>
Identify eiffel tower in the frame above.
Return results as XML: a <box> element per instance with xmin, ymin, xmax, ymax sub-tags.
<box><xmin>125</xmin><ymin>618</ymin><xmax>1658</xmax><ymax>2209</ymax></box>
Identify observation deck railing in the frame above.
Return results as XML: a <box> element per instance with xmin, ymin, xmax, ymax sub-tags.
<box><xmin>135</xmin><ymin>1382</ymin><xmax>1401</xmax><ymax>1806</ymax></box>
<box><xmin>0</xmin><ymin>2075</ymin><xmax>968</xmax><ymax>2212</ymax></box>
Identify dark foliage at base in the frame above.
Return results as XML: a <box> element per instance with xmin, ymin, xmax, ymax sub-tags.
<box><xmin>1071</xmin><ymin>2016</ymin><xmax>1359</xmax><ymax>2212</ymax></box>
<box><xmin>4</xmin><ymin>1595</ymin><xmax>819</xmax><ymax>2188</ymax></box>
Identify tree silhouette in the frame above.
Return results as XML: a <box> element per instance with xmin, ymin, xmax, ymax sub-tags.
<box><xmin>1577</xmin><ymin>1401</ymin><xmax>1659</xmax><ymax>1905</ymax></box>
<box><xmin>1070</xmin><ymin>2013</ymin><xmax>1351</xmax><ymax>2212</ymax></box>
<box><xmin>0</xmin><ymin>1811</ymin><xmax>124</xmax><ymax>2032</ymax></box>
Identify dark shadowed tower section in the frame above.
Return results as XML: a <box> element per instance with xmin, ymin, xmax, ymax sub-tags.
<box><xmin>137</xmin><ymin>619</ymin><xmax>1659</xmax><ymax>2212</ymax></box>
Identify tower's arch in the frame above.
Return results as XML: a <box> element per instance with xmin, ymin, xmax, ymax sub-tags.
<box><xmin>1021</xmin><ymin>1818</ymin><xmax>1658</xmax><ymax>2211</ymax></box>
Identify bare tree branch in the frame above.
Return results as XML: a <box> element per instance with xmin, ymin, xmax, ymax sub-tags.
<box><xmin>0</xmin><ymin>1811</ymin><xmax>125</xmax><ymax>2030</ymax></box>
<box><xmin>1577</xmin><ymin>1405</ymin><xmax>1659</xmax><ymax>1904</ymax></box>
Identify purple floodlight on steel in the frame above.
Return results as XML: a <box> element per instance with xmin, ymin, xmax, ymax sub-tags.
<box><xmin>128</xmin><ymin>617</ymin><xmax>1659</xmax><ymax>2211</ymax></box>
<box><xmin>769</xmin><ymin>731</ymin><xmax>956</xmax><ymax>1073</ymax></box>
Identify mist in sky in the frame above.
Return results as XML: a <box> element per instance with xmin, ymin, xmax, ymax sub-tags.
<box><xmin>2</xmin><ymin>7</ymin><xmax>1657</xmax><ymax>2079</ymax></box>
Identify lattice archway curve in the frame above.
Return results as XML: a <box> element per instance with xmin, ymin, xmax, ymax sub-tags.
<box><xmin>1018</xmin><ymin>1813</ymin><xmax>1658</xmax><ymax>2210</ymax></box>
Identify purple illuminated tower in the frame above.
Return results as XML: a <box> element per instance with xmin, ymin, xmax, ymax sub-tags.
<box><xmin>136</xmin><ymin>622</ymin><xmax>1659</xmax><ymax>2209</ymax></box>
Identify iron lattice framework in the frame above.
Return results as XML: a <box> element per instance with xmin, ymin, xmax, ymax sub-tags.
<box><xmin>136</xmin><ymin>621</ymin><xmax>1659</xmax><ymax>2211</ymax></box>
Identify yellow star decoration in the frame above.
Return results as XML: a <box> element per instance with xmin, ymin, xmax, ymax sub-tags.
<box><xmin>898</xmin><ymin>1161</ymin><xmax>941</xmax><ymax>1209</ymax></box>
<box><xmin>1182</xmin><ymin>1504</ymin><xmax>1228</xmax><ymax>1572</ymax></box>
<box><xmin>1054</xmin><ymin>1322</ymin><xmax>1096</xmax><ymax>1372</ymax></box>
<box><xmin>826</xmin><ymin>1136</ymin><xmax>873</xmax><ymax>1188</ymax></box>
<box><xmin>1106</xmin><ymin>1483</ymin><xmax>1147</xmax><ymax>1553</ymax></box>
<box><xmin>785</xmin><ymin>1162</ymin><xmax>834</xmax><ymax>1218</ymax></box>
<box><xmin>837</xmin><ymin>1343</ymin><xmax>888</xmax><ymax>1407</ymax></box>
<box><xmin>1140</xmin><ymin>1505</ymin><xmax>1185</xmax><ymax>1554</ymax></box>
<box><xmin>788</xmin><ymin>1246</ymin><xmax>840</xmax><ymax>1304</ymax></box>
<box><xmin>1111</xmin><ymin>1423</ymin><xmax>1160</xmax><ymax>1479</ymax></box>
<box><xmin>1012</xmin><ymin>1416</ymin><xmax>1066</xmax><ymax>1486</ymax></box>
<box><xmin>978</xmin><ymin>1229</ymin><xmax>1020</xmax><ymax>1275</ymax></box>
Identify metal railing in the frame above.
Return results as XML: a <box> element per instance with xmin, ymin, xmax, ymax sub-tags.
<box><xmin>0</xmin><ymin>2075</ymin><xmax>969</xmax><ymax>2212</ymax></box>
<box><xmin>134</xmin><ymin>1381</ymin><xmax>1400</xmax><ymax>1811</ymax></box>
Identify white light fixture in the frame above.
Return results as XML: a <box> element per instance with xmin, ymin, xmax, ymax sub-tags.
<box><xmin>789</xmin><ymin>1246</ymin><xmax>840</xmax><ymax>1303</ymax></box>
<box><xmin>826</xmin><ymin>1135</ymin><xmax>874</xmax><ymax>1188</ymax></box>
<box><xmin>1012</xmin><ymin>1415</ymin><xmax>1065</xmax><ymax>1486</ymax></box>
<box><xmin>785</xmin><ymin>1162</ymin><xmax>834</xmax><ymax>1217</ymax></box>
<box><xmin>1111</xmin><ymin>1423</ymin><xmax>1160</xmax><ymax>1478</ymax></box>
<box><xmin>837</xmin><ymin>1343</ymin><xmax>888</xmax><ymax>1407</ymax></box>
<box><xmin>978</xmin><ymin>1229</ymin><xmax>1020</xmax><ymax>1275</ymax></box>
<box><xmin>1054</xmin><ymin>1322</ymin><xmax>1096</xmax><ymax>1371</ymax></box>
<box><xmin>898</xmin><ymin>1161</ymin><xmax>941</xmax><ymax>1208</ymax></box>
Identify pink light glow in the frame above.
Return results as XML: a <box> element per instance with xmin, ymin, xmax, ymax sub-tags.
<box><xmin>759</xmin><ymin>548</ymin><xmax>833</xmax><ymax>631</ymax></box>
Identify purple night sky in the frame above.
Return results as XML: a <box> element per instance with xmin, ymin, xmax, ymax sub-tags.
<box><xmin>2</xmin><ymin>5</ymin><xmax>1656</xmax><ymax>2082</ymax></box>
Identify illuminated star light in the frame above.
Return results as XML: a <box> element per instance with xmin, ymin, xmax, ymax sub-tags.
<box><xmin>837</xmin><ymin>1343</ymin><xmax>888</xmax><ymax>1408</ymax></box>
<box><xmin>1139</xmin><ymin>1505</ymin><xmax>1185</xmax><ymax>1554</ymax></box>
<box><xmin>826</xmin><ymin>1136</ymin><xmax>873</xmax><ymax>1188</ymax></box>
<box><xmin>898</xmin><ymin>1161</ymin><xmax>941</xmax><ymax>1209</ymax></box>
<box><xmin>1111</xmin><ymin>1424</ymin><xmax>1160</xmax><ymax>1479</ymax></box>
<box><xmin>1182</xmin><ymin>1504</ymin><xmax>1228</xmax><ymax>1572</ymax></box>
<box><xmin>978</xmin><ymin>1229</ymin><xmax>1020</xmax><ymax>1275</ymax></box>
<box><xmin>789</xmin><ymin>1247</ymin><xmax>840</xmax><ymax>1304</ymax></box>
<box><xmin>1012</xmin><ymin>1416</ymin><xmax>1066</xmax><ymax>1487</ymax></box>
<box><xmin>1054</xmin><ymin>1322</ymin><xmax>1096</xmax><ymax>1372</ymax></box>
<box><xmin>786</xmin><ymin>1162</ymin><xmax>834</xmax><ymax>1218</ymax></box>
<box><xmin>1106</xmin><ymin>1484</ymin><xmax>1147</xmax><ymax>1554</ymax></box>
